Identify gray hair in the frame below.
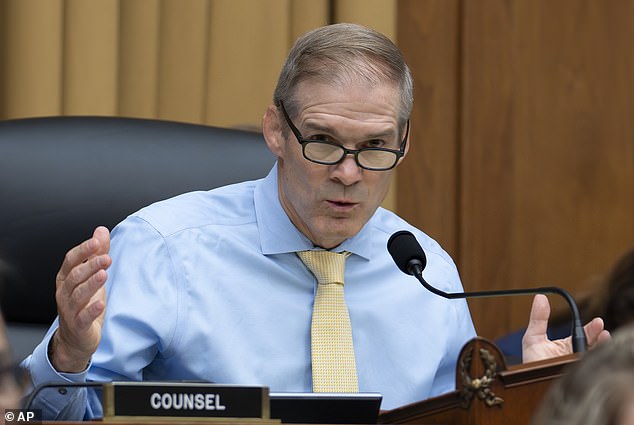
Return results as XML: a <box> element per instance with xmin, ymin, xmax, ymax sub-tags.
<box><xmin>273</xmin><ymin>23</ymin><xmax>413</xmax><ymax>127</ymax></box>
<box><xmin>531</xmin><ymin>326</ymin><xmax>634</xmax><ymax>425</ymax></box>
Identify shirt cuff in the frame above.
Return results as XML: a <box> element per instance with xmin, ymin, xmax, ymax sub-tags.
<box><xmin>28</xmin><ymin>328</ymin><xmax>91</xmax><ymax>415</ymax></box>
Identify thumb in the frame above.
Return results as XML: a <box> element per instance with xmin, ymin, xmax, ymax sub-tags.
<box><xmin>524</xmin><ymin>294</ymin><xmax>551</xmax><ymax>341</ymax></box>
<box><xmin>93</xmin><ymin>226</ymin><xmax>111</xmax><ymax>254</ymax></box>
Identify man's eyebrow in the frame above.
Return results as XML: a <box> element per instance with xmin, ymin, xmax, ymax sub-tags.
<box><xmin>302</xmin><ymin>122</ymin><xmax>336</xmax><ymax>135</ymax></box>
<box><xmin>302</xmin><ymin>122</ymin><xmax>397</xmax><ymax>141</ymax></box>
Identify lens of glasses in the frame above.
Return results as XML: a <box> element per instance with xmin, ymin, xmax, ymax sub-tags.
<box><xmin>303</xmin><ymin>142</ymin><xmax>345</xmax><ymax>163</ymax></box>
<box><xmin>358</xmin><ymin>150</ymin><xmax>399</xmax><ymax>170</ymax></box>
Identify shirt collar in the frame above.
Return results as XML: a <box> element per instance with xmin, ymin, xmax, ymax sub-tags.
<box><xmin>254</xmin><ymin>164</ymin><xmax>375</xmax><ymax>260</ymax></box>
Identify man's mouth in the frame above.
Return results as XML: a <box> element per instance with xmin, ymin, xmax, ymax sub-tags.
<box><xmin>326</xmin><ymin>200</ymin><xmax>359</xmax><ymax>211</ymax></box>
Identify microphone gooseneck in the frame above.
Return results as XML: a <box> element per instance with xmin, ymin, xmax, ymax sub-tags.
<box><xmin>387</xmin><ymin>230</ymin><xmax>587</xmax><ymax>353</ymax></box>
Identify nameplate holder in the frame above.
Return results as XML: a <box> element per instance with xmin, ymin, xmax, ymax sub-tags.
<box><xmin>102</xmin><ymin>381</ymin><xmax>276</xmax><ymax>423</ymax></box>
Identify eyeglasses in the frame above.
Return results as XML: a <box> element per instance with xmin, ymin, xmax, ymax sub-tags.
<box><xmin>278</xmin><ymin>101</ymin><xmax>409</xmax><ymax>171</ymax></box>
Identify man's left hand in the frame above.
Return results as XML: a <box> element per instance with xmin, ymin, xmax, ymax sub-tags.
<box><xmin>521</xmin><ymin>294</ymin><xmax>611</xmax><ymax>363</ymax></box>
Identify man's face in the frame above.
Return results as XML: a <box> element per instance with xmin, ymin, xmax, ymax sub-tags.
<box><xmin>263</xmin><ymin>80</ymin><xmax>408</xmax><ymax>249</ymax></box>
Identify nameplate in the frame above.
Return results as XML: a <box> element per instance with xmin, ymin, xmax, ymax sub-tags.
<box><xmin>102</xmin><ymin>382</ymin><xmax>273</xmax><ymax>422</ymax></box>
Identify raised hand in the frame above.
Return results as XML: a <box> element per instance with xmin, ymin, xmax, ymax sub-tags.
<box><xmin>522</xmin><ymin>294</ymin><xmax>611</xmax><ymax>363</ymax></box>
<box><xmin>50</xmin><ymin>226</ymin><xmax>112</xmax><ymax>372</ymax></box>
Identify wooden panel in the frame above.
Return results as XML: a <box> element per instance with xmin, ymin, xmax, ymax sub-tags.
<box><xmin>396</xmin><ymin>0</ymin><xmax>461</xmax><ymax>257</ymax></box>
<box><xmin>397</xmin><ymin>0</ymin><xmax>634</xmax><ymax>339</ymax></box>
<box><xmin>458</xmin><ymin>0</ymin><xmax>517</xmax><ymax>339</ymax></box>
<box><xmin>379</xmin><ymin>338</ymin><xmax>577</xmax><ymax>425</ymax></box>
<box><xmin>460</xmin><ymin>0</ymin><xmax>634</xmax><ymax>338</ymax></box>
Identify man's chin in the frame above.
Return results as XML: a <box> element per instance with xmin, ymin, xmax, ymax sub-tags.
<box><xmin>313</xmin><ymin>221</ymin><xmax>362</xmax><ymax>247</ymax></box>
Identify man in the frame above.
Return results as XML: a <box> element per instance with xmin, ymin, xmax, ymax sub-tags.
<box><xmin>21</xmin><ymin>23</ymin><xmax>609</xmax><ymax>420</ymax></box>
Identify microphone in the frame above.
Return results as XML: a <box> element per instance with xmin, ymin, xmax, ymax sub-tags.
<box><xmin>387</xmin><ymin>230</ymin><xmax>587</xmax><ymax>353</ymax></box>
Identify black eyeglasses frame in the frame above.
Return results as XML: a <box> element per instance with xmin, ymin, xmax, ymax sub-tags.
<box><xmin>278</xmin><ymin>101</ymin><xmax>409</xmax><ymax>171</ymax></box>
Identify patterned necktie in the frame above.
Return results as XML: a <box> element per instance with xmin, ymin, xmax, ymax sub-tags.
<box><xmin>297</xmin><ymin>250</ymin><xmax>359</xmax><ymax>392</ymax></box>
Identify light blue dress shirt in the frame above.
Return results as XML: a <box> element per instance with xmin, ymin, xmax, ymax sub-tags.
<box><xmin>23</xmin><ymin>165</ymin><xmax>476</xmax><ymax>420</ymax></box>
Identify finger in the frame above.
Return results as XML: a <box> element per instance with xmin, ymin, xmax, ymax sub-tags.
<box><xmin>62</xmin><ymin>267</ymin><xmax>108</xmax><ymax>314</ymax></box>
<box><xmin>58</xmin><ymin>254</ymin><xmax>111</xmax><ymax>297</ymax></box>
<box><xmin>58</xmin><ymin>227</ymin><xmax>110</xmax><ymax>280</ymax></box>
<box><xmin>524</xmin><ymin>294</ymin><xmax>550</xmax><ymax>339</ymax></box>
<box><xmin>597</xmin><ymin>330</ymin><xmax>611</xmax><ymax>344</ymax></box>
<box><xmin>93</xmin><ymin>226</ymin><xmax>110</xmax><ymax>255</ymax></box>
<box><xmin>584</xmin><ymin>317</ymin><xmax>610</xmax><ymax>347</ymax></box>
<box><xmin>58</xmin><ymin>237</ymin><xmax>103</xmax><ymax>281</ymax></box>
<box><xmin>74</xmin><ymin>291</ymin><xmax>106</xmax><ymax>331</ymax></box>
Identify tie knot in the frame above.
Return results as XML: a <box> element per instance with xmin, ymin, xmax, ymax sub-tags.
<box><xmin>297</xmin><ymin>250</ymin><xmax>350</xmax><ymax>285</ymax></box>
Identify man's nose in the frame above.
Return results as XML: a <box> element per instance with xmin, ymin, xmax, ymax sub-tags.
<box><xmin>330</xmin><ymin>153</ymin><xmax>363</xmax><ymax>185</ymax></box>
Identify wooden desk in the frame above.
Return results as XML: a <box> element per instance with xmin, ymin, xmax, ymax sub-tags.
<box><xmin>379</xmin><ymin>338</ymin><xmax>577</xmax><ymax>425</ymax></box>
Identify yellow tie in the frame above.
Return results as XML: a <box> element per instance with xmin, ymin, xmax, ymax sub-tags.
<box><xmin>297</xmin><ymin>250</ymin><xmax>359</xmax><ymax>393</ymax></box>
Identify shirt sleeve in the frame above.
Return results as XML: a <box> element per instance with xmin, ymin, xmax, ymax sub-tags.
<box><xmin>21</xmin><ymin>215</ymin><xmax>182</xmax><ymax>420</ymax></box>
<box><xmin>21</xmin><ymin>328</ymin><xmax>93</xmax><ymax>420</ymax></box>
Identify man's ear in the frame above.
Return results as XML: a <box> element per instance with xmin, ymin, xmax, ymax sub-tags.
<box><xmin>262</xmin><ymin>104</ymin><xmax>285</xmax><ymax>158</ymax></box>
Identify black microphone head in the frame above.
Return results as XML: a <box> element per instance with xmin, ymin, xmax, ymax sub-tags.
<box><xmin>387</xmin><ymin>230</ymin><xmax>427</xmax><ymax>275</ymax></box>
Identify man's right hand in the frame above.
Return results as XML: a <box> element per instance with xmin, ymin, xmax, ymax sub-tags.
<box><xmin>51</xmin><ymin>226</ymin><xmax>112</xmax><ymax>373</ymax></box>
